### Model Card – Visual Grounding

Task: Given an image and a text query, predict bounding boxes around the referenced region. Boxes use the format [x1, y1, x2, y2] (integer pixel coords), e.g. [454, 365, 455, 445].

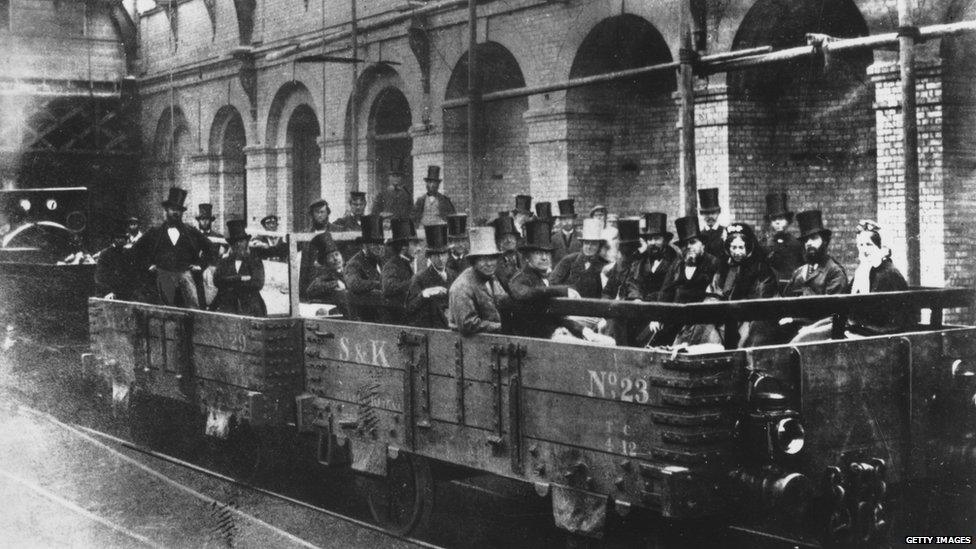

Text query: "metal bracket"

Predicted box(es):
[399, 331, 431, 452]
[486, 343, 527, 474]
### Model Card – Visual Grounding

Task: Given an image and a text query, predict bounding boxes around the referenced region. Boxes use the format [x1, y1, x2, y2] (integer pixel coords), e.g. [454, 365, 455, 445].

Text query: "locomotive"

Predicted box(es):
[83, 243, 976, 546]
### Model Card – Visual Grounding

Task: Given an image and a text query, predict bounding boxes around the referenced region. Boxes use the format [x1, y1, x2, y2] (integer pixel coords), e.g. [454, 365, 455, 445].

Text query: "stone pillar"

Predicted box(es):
[870, 61, 945, 287]
[319, 135, 347, 217]
[188, 153, 218, 215]
[243, 146, 283, 226]
[525, 106, 572, 204]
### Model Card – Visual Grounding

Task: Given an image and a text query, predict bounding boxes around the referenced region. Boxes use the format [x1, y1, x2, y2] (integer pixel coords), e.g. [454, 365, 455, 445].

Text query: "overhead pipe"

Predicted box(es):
[899, 0, 921, 286]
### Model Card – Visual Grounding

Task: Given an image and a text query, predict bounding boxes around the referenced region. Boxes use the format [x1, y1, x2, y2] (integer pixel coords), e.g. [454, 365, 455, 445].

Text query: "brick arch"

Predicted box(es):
[151, 106, 193, 193]
[565, 14, 678, 216]
[264, 81, 321, 231]
[264, 80, 318, 149]
[443, 41, 528, 215]
[208, 105, 248, 225]
[727, 0, 875, 270]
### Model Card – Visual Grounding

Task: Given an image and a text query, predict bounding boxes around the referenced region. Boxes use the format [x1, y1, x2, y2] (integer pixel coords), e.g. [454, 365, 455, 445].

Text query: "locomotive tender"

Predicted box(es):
[84, 271, 976, 546]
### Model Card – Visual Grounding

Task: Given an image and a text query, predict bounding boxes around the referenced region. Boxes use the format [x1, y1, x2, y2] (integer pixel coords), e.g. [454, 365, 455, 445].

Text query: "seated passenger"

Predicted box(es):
[626, 212, 679, 303]
[305, 239, 349, 316]
[600, 219, 644, 346]
[211, 219, 267, 317]
[405, 224, 456, 328]
[382, 218, 421, 324]
[492, 215, 523, 293]
[344, 215, 386, 322]
[95, 220, 143, 301]
[780, 210, 848, 337]
[448, 227, 509, 335]
[549, 217, 609, 298]
[793, 220, 911, 342]
[249, 214, 288, 262]
[446, 214, 469, 273]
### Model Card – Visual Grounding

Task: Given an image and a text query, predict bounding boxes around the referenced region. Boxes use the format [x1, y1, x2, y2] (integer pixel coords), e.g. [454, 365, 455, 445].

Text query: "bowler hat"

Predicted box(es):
[195, 203, 216, 220]
[513, 194, 532, 214]
[161, 187, 188, 211]
[557, 199, 577, 218]
[518, 219, 555, 251]
[388, 217, 420, 245]
[424, 223, 450, 253]
[447, 214, 467, 238]
[492, 215, 519, 239]
[580, 218, 605, 241]
[616, 218, 642, 244]
[358, 214, 385, 244]
[424, 165, 442, 182]
[795, 210, 832, 241]
[467, 227, 502, 257]
[674, 215, 702, 244]
[534, 202, 553, 223]
[641, 212, 672, 240]
[698, 188, 721, 214]
[260, 214, 278, 226]
[225, 218, 249, 242]
[765, 192, 794, 223]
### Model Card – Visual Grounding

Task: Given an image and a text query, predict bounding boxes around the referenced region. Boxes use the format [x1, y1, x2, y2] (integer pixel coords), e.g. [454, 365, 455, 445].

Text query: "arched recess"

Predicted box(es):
[347, 65, 413, 198]
[152, 106, 193, 192]
[566, 15, 676, 215]
[209, 105, 247, 224]
[445, 42, 528, 215]
[729, 0, 874, 268]
[266, 82, 321, 231]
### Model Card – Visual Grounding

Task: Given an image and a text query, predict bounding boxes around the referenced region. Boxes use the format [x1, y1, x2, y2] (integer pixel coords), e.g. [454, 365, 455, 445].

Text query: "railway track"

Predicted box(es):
[7, 403, 443, 549]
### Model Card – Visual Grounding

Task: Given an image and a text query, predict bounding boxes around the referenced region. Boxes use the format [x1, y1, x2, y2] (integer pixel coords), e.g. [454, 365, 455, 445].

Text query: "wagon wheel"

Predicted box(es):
[358, 453, 434, 536]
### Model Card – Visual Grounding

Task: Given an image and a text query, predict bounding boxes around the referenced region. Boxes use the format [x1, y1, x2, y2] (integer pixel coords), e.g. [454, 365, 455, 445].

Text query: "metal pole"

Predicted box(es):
[899, 0, 921, 286]
[466, 0, 478, 214]
[350, 0, 360, 192]
[678, 0, 697, 216]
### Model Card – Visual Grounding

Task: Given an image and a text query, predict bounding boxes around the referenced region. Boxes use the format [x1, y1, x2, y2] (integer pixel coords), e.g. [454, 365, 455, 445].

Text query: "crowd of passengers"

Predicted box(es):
[93, 164, 910, 349]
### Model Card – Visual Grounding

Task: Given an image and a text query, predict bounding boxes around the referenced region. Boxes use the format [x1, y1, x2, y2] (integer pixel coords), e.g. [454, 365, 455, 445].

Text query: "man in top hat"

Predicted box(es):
[343, 214, 387, 322]
[125, 216, 143, 248]
[95, 217, 145, 301]
[698, 188, 726, 259]
[647, 215, 721, 346]
[549, 217, 608, 298]
[589, 205, 608, 229]
[404, 224, 457, 328]
[413, 165, 456, 227]
[300, 199, 340, 300]
[445, 214, 469, 273]
[332, 191, 368, 233]
[601, 218, 645, 345]
[249, 214, 288, 262]
[492, 214, 523, 293]
[448, 227, 510, 335]
[211, 218, 267, 317]
[132, 187, 214, 308]
[550, 199, 582, 264]
[764, 192, 804, 282]
[194, 202, 228, 305]
[780, 210, 848, 334]
[381, 218, 422, 324]
[372, 158, 413, 220]
[195, 204, 223, 239]
[305, 232, 349, 316]
[626, 213, 679, 303]
[512, 194, 533, 238]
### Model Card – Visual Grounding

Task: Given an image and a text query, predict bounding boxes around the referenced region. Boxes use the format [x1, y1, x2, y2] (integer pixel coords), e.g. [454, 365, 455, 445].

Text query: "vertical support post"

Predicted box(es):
[678, 0, 698, 216]
[288, 234, 300, 317]
[898, 0, 921, 286]
[349, 0, 360, 192]
[466, 0, 479, 214]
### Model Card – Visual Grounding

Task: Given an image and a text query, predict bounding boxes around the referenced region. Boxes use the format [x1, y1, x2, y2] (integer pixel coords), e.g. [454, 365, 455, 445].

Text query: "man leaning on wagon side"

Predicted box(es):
[448, 227, 510, 335]
[343, 215, 387, 322]
[381, 218, 421, 324]
[405, 224, 456, 328]
[779, 210, 848, 337]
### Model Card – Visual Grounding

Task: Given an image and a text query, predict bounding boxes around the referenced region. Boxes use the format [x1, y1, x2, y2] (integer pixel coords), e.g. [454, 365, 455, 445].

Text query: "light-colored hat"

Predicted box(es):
[601, 227, 619, 243]
[467, 227, 502, 257]
[580, 217, 605, 241]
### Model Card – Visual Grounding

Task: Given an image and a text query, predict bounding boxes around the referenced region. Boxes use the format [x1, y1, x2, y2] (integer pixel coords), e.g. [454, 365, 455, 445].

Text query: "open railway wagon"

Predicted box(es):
[85, 281, 976, 546]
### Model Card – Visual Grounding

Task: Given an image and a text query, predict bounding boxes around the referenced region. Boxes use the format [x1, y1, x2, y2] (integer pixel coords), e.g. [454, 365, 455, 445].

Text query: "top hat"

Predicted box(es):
[698, 188, 721, 214]
[492, 215, 519, 239]
[225, 218, 249, 242]
[161, 187, 188, 211]
[388, 217, 420, 244]
[674, 215, 702, 244]
[359, 214, 385, 244]
[641, 212, 672, 240]
[350, 191, 367, 201]
[765, 192, 794, 223]
[589, 204, 607, 217]
[424, 165, 442, 182]
[557, 199, 577, 218]
[497, 211, 511, 218]
[795, 210, 831, 241]
[468, 227, 502, 257]
[514, 194, 532, 214]
[195, 203, 216, 220]
[308, 199, 329, 214]
[518, 219, 555, 251]
[580, 218, 605, 241]
[534, 202, 553, 222]
[424, 223, 450, 253]
[260, 214, 279, 226]
[389, 157, 405, 176]
[447, 214, 468, 238]
[617, 218, 642, 244]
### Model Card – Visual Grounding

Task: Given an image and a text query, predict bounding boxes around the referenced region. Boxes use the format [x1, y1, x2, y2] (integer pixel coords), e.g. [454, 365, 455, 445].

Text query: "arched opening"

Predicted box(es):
[729, 0, 873, 268]
[286, 104, 321, 232]
[368, 86, 413, 198]
[566, 15, 676, 215]
[209, 106, 247, 225]
[445, 42, 528, 215]
[152, 106, 192, 191]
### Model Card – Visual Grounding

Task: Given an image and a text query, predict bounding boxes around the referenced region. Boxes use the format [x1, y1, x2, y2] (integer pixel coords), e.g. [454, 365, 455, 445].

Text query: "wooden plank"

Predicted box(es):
[303, 319, 405, 370]
[193, 345, 303, 392]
